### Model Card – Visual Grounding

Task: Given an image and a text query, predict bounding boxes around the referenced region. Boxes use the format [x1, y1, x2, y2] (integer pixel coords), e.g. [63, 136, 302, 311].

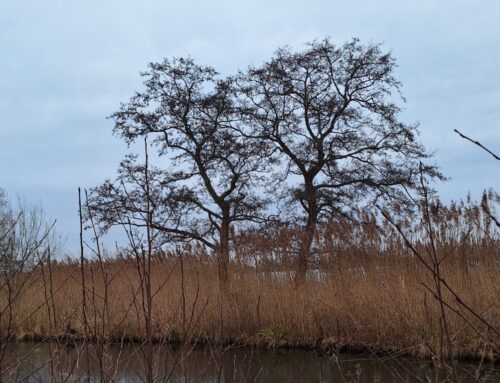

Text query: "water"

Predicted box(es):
[1, 341, 498, 382]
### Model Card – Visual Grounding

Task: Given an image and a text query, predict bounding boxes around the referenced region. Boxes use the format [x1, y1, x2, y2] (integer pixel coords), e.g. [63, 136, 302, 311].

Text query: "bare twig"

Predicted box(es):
[454, 129, 499, 161]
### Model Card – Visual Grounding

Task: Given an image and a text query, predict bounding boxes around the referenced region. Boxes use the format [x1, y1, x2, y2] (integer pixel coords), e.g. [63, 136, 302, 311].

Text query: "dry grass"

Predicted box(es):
[10, 245, 498, 360]
[3, 194, 499, 364]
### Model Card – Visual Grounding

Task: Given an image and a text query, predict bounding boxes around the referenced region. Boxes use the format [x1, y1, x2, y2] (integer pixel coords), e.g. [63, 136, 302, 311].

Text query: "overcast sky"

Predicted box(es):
[1, 0, 499, 254]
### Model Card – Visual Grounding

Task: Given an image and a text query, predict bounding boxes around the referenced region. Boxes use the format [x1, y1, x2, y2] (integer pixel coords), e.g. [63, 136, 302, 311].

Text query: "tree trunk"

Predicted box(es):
[295, 180, 318, 286]
[218, 208, 231, 289]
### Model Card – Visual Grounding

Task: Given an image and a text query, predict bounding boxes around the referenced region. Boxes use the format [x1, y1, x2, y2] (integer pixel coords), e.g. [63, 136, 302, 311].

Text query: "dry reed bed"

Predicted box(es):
[10, 250, 499, 361]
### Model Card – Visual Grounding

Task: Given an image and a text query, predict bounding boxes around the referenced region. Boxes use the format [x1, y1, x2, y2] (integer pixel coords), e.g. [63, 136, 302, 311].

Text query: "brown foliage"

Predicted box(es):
[6, 198, 499, 361]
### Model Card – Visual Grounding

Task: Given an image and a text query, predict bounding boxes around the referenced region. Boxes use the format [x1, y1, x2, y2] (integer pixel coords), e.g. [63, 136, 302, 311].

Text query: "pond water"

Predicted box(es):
[1, 341, 498, 382]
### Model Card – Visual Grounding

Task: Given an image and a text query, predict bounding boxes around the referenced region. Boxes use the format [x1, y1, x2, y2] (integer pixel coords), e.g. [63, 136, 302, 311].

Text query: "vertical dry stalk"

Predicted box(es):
[419, 168, 458, 381]
[78, 187, 91, 380]
[84, 188, 127, 382]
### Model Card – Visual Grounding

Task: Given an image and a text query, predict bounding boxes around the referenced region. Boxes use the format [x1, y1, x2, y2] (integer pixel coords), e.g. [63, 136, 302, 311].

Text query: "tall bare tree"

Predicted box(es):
[237, 39, 444, 283]
[88, 58, 268, 287]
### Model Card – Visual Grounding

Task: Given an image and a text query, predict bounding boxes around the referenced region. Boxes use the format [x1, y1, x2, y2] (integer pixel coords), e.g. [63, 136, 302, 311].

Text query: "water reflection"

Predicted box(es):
[1, 342, 498, 382]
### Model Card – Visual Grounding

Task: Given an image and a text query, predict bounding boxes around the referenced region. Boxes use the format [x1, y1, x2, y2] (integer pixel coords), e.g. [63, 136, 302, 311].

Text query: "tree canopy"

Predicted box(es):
[235, 39, 443, 282]
[88, 58, 270, 284]
[89, 38, 443, 286]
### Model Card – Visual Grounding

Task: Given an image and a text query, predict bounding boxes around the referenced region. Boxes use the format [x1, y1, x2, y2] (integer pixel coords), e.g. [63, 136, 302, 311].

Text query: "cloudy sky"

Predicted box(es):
[0, 0, 499, 254]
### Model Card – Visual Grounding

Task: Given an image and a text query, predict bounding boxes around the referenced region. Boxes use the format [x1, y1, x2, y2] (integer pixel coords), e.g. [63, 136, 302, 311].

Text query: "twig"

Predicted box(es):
[454, 129, 499, 161]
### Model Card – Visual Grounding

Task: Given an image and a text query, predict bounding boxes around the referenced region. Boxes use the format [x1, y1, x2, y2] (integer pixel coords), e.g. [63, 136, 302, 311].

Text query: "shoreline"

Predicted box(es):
[14, 333, 498, 365]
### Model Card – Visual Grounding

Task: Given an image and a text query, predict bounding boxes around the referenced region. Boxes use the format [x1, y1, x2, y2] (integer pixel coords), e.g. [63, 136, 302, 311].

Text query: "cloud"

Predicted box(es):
[1, 0, 499, 252]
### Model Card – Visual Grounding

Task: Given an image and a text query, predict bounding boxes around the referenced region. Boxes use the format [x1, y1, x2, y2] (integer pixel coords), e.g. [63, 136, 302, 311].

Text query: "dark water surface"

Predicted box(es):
[1, 342, 498, 382]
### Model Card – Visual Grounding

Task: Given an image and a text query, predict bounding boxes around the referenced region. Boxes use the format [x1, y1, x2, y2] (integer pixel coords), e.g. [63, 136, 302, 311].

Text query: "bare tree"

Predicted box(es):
[0, 189, 60, 274]
[88, 58, 269, 288]
[237, 39, 444, 284]
[0, 189, 60, 377]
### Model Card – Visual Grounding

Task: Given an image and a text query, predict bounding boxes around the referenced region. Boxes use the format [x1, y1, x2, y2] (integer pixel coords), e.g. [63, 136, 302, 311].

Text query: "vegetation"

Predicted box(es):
[0, 39, 498, 382]
[4, 193, 500, 354]
[88, 38, 442, 288]
[0, 189, 60, 378]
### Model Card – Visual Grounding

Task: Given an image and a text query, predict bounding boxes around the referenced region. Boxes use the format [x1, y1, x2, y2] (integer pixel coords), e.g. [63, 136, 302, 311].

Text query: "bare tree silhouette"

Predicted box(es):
[88, 59, 269, 288]
[237, 39, 443, 283]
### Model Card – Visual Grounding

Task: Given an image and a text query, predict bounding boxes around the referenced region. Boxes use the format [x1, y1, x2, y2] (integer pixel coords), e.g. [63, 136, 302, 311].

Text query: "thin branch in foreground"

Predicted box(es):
[454, 129, 500, 161]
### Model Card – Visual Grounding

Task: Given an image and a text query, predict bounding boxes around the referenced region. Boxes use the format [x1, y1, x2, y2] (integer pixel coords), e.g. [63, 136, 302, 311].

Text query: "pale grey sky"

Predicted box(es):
[0, 0, 499, 254]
